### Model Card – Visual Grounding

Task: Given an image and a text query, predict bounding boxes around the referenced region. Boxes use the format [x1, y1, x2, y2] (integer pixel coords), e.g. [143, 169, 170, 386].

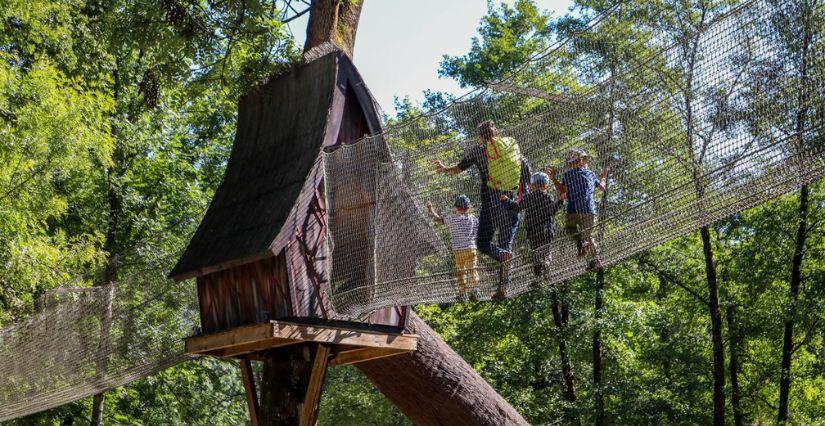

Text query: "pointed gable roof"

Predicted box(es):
[170, 50, 381, 280]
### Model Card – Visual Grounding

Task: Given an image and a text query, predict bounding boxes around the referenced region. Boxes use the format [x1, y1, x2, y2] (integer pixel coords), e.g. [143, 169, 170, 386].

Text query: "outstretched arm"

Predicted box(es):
[547, 165, 567, 198]
[426, 201, 445, 224]
[597, 168, 609, 191]
[435, 160, 463, 176]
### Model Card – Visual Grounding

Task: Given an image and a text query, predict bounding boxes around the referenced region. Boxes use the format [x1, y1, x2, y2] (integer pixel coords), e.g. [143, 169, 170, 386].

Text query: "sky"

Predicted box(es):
[288, 0, 574, 115]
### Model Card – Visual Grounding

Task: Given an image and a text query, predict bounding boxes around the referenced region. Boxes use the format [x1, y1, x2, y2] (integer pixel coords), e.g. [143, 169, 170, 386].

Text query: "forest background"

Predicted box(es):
[0, 0, 822, 424]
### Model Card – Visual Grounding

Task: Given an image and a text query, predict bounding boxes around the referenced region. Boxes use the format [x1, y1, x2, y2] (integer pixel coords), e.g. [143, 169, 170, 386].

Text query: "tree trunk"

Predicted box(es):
[779, 6, 813, 419]
[726, 304, 743, 426]
[593, 268, 605, 425]
[699, 226, 725, 426]
[252, 2, 367, 421]
[778, 184, 809, 423]
[91, 70, 124, 423]
[304, 0, 364, 58]
[259, 345, 315, 424]
[256, 4, 523, 424]
[551, 290, 577, 404]
[357, 312, 528, 426]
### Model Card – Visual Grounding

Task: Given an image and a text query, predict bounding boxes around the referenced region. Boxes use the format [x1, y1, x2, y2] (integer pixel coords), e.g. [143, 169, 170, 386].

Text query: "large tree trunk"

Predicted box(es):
[726, 305, 743, 426]
[259, 346, 315, 424]
[699, 226, 725, 426]
[778, 184, 809, 422]
[304, 0, 363, 58]
[550, 290, 577, 404]
[779, 8, 813, 420]
[253, 2, 366, 421]
[593, 268, 605, 425]
[357, 313, 528, 426]
[91, 64, 125, 425]
[255, 3, 524, 424]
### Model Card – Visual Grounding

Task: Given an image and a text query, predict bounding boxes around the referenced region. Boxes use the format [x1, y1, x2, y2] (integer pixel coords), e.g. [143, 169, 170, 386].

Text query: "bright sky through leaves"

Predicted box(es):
[287, 0, 573, 114]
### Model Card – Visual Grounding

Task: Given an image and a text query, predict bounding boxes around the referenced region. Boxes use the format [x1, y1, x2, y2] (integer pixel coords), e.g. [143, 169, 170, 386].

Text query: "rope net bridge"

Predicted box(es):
[324, 0, 825, 314]
[1, 0, 823, 420]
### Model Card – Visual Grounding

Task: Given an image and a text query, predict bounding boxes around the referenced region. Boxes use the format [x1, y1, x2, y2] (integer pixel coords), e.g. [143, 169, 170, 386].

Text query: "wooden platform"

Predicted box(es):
[185, 320, 418, 365]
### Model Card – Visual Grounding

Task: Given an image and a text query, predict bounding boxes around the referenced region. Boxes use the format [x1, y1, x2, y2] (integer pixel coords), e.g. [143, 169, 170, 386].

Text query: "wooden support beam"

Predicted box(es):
[239, 358, 260, 426]
[300, 345, 331, 426]
[186, 323, 277, 354]
[270, 322, 417, 350]
[330, 347, 409, 366]
[185, 321, 418, 358]
[215, 337, 298, 358]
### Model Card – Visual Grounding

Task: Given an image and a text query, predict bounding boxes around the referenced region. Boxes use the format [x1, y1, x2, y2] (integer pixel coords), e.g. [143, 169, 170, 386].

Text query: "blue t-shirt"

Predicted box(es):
[563, 167, 598, 214]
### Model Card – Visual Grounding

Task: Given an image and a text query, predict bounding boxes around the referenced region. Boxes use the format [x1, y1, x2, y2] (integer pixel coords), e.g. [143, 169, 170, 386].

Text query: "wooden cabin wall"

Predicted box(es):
[336, 83, 370, 146]
[197, 254, 291, 333]
[286, 177, 333, 319]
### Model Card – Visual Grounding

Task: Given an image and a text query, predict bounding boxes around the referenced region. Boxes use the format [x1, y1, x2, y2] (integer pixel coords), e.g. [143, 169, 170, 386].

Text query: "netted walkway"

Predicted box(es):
[323, 0, 825, 315]
[1, 0, 823, 420]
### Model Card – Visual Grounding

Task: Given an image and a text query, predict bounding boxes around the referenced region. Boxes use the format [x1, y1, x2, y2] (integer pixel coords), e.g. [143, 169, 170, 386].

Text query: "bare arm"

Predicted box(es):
[547, 165, 567, 198]
[435, 160, 462, 176]
[426, 201, 445, 224]
[598, 168, 609, 191]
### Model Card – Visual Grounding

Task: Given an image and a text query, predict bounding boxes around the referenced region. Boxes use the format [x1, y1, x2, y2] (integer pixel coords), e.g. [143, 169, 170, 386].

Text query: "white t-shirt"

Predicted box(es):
[444, 214, 479, 251]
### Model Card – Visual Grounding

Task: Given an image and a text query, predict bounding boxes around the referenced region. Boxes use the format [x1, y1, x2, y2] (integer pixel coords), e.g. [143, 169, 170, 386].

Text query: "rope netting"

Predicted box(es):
[322, 0, 825, 315]
[0, 247, 199, 420]
[1, 0, 822, 420]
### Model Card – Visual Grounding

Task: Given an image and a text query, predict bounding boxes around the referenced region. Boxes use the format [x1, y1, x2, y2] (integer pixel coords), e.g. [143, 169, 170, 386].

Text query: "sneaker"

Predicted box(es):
[586, 258, 601, 272]
[492, 287, 507, 301]
[578, 242, 591, 257]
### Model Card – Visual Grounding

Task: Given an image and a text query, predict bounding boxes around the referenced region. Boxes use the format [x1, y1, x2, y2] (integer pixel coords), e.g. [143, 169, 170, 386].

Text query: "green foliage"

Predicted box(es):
[319, 367, 407, 426]
[439, 0, 554, 87]
[1, 0, 822, 425]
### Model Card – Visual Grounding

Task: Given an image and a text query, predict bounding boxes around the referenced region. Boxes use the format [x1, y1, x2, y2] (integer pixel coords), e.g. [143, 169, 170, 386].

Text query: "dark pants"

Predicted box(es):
[527, 228, 555, 276]
[477, 190, 520, 262]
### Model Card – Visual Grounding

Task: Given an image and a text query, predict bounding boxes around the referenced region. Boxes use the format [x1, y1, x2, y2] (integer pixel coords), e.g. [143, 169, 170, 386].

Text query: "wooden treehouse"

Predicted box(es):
[170, 49, 418, 425]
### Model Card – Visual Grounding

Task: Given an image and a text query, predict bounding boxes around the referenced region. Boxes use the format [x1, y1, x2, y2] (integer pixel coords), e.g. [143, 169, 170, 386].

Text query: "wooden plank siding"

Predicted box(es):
[197, 254, 291, 334]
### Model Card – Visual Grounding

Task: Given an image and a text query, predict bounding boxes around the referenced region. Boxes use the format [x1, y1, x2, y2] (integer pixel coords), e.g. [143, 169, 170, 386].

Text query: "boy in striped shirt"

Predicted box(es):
[427, 195, 480, 299]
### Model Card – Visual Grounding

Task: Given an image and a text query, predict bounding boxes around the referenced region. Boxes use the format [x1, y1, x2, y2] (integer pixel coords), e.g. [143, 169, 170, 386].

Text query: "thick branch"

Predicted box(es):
[357, 312, 528, 426]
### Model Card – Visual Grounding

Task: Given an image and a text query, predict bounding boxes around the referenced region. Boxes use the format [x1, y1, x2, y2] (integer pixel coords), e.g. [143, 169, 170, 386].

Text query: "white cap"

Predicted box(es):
[565, 148, 591, 164]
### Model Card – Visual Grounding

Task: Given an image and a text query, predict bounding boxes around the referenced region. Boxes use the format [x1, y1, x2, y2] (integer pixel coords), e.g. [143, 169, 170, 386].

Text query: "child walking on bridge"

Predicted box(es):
[427, 195, 481, 300]
[499, 170, 565, 277]
[549, 149, 608, 262]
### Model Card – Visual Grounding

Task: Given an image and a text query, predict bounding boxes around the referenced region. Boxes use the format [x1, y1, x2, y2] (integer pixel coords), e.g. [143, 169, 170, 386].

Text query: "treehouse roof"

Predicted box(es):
[170, 50, 381, 281]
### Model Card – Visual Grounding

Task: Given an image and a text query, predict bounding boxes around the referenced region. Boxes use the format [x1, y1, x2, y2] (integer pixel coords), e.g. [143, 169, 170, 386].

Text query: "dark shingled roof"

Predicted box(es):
[170, 51, 380, 280]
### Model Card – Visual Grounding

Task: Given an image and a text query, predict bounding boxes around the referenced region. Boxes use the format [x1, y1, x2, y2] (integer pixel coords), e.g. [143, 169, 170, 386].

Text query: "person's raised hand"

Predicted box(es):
[600, 167, 610, 180]
[426, 201, 434, 211]
[499, 194, 509, 202]
[545, 165, 556, 179]
[435, 160, 446, 173]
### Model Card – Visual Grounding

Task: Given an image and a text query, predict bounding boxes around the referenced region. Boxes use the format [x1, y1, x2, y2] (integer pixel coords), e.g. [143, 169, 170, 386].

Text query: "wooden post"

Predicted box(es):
[300, 345, 331, 426]
[240, 358, 260, 426]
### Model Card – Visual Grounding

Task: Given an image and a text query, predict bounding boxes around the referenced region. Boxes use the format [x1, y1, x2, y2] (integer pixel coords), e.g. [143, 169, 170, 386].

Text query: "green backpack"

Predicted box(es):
[486, 136, 521, 191]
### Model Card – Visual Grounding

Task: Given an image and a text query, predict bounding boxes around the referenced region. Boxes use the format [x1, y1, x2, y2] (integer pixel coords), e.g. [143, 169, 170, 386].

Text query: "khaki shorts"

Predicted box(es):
[454, 248, 480, 292]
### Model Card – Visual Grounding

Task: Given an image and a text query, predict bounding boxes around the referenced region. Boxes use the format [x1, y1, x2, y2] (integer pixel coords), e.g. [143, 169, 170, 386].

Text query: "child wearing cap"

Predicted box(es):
[426, 195, 481, 298]
[549, 149, 608, 258]
[500, 169, 566, 277]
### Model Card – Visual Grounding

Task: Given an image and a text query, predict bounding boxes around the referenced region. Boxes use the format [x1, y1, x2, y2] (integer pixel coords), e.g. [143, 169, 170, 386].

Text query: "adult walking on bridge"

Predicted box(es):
[435, 120, 531, 300]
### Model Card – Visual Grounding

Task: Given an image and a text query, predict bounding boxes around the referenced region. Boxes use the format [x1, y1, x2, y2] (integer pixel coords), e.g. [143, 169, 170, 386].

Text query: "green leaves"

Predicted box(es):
[439, 0, 554, 88]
